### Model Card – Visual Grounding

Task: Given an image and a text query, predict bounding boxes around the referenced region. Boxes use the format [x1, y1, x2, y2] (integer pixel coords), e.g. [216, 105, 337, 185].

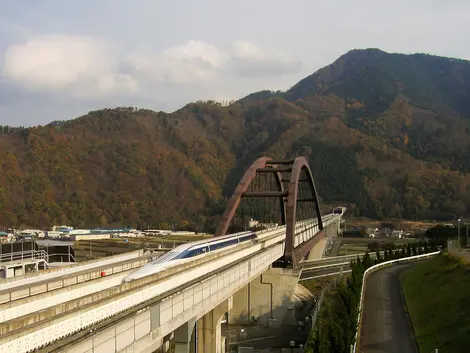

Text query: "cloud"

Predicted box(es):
[3, 35, 106, 90]
[1, 35, 295, 99]
[1, 34, 139, 98]
[230, 40, 302, 77]
[125, 39, 301, 86]
[0, 32, 302, 125]
[159, 40, 227, 83]
[127, 40, 228, 84]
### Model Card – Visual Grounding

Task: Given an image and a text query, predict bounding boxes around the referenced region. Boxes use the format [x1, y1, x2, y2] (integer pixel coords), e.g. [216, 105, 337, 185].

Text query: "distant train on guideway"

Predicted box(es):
[122, 230, 257, 282]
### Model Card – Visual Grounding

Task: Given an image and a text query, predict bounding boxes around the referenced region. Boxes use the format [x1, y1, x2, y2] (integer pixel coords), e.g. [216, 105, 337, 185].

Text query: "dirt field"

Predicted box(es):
[73, 233, 212, 261]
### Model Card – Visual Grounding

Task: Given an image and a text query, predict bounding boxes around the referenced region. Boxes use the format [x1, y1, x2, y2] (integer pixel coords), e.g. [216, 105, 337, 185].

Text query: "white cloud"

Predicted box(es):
[125, 39, 300, 85]
[128, 40, 227, 84]
[2, 35, 107, 89]
[0, 33, 302, 123]
[1, 34, 140, 98]
[96, 74, 139, 94]
[2, 36, 295, 96]
[1, 0, 470, 126]
[230, 40, 302, 77]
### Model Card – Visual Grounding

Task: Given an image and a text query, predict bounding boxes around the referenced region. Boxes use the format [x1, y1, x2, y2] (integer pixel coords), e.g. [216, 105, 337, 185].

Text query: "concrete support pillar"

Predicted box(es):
[174, 318, 196, 353]
[229, 268, 302, 327]
[154, 339, 171, 353]
[196, 297, 232, 353]
[228, 283, 250, 325]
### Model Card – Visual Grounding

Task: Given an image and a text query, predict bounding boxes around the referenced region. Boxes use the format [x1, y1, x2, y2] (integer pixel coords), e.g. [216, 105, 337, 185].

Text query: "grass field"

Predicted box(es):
[400, 254, 470, 352]
[301, 277, 333, 297]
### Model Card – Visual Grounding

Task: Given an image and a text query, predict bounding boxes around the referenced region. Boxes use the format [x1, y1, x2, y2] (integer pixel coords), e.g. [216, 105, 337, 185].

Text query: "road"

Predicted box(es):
[358, 263, 418, 353]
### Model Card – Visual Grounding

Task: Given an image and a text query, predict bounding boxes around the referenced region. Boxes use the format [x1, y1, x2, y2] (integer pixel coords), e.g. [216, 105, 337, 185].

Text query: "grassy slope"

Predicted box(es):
[400, 254, 470, 352]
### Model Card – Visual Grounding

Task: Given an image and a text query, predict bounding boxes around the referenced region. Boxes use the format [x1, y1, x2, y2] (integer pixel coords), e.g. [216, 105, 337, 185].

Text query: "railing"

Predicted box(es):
[0, 250, 49, 264]
[302, 269, 352, 281]
[307, 278, 338, 331]
[302, 246, 437, 266]
[46, 252, 76, 262]
[447, 240, 470, 263]
[351, 251, 441, 352]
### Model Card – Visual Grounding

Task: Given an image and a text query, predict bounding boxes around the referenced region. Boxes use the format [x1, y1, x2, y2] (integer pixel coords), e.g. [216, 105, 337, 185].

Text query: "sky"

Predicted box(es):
[1, 0, 469, 127]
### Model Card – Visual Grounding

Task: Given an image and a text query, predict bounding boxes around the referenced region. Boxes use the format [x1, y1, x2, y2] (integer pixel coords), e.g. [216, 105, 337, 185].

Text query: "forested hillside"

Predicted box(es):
[1, 49, 470, 230]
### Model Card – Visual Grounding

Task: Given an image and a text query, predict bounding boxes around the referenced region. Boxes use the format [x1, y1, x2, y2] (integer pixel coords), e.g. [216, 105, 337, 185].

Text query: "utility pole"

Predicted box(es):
[458, 218, 461, 248]
[466, 223, 469, 248]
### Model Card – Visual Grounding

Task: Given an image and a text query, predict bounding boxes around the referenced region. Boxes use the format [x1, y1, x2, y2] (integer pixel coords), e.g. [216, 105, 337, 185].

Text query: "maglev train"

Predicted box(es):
[332, 207, 343, 215]
[122, 231, 257, 283]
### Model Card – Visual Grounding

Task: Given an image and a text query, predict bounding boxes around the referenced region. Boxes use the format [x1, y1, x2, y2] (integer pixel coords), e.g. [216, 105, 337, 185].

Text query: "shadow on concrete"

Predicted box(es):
[226, 292, 313, 351]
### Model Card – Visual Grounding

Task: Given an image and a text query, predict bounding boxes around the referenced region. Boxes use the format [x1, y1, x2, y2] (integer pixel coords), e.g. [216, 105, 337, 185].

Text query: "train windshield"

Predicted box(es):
[150, 249, 181, 265]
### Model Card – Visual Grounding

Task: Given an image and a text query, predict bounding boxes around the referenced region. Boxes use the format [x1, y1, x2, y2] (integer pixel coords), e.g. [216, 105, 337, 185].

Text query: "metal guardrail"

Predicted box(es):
[301, 252, 381, 266]
[351, 251, 441, 352]
[301, 269, 352, 281]
[0, 250, 49, 264]
[254, 214, 337, 236]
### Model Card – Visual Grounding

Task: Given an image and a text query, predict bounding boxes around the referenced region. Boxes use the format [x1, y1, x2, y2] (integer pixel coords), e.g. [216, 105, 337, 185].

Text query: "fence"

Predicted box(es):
[0, 249, 49, 264]
[351, 251, 442, 352]
[447, 239, 470, 262]
[300, 276, 339, 351]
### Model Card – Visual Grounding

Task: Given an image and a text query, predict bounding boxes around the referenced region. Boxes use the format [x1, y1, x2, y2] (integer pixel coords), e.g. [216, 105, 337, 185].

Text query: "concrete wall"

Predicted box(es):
[229, 267, 304, 327]
[0, 250, 144, 285]
[229, 219, 341, 328]
[0, 257, 150, 305]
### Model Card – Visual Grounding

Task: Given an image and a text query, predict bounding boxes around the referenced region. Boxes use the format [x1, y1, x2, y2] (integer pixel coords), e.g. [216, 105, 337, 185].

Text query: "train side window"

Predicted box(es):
[239, 234, 256, 242]
[183, 247, 209, 258]
[182, 249, 197, 258]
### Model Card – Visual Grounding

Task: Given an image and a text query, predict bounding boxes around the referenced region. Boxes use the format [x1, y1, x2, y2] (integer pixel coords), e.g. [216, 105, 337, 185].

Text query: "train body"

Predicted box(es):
[332, 207, 343, 214]
[122, 231, 257, 283]
[123, 210, 345, 283]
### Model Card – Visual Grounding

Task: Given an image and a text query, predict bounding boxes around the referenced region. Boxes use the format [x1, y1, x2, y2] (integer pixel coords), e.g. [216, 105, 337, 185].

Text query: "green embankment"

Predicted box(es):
[400, 254, 470, 352]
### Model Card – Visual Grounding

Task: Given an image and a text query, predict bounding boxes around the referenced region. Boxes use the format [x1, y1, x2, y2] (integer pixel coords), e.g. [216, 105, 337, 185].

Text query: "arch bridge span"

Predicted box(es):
[215, 156, 334, 267]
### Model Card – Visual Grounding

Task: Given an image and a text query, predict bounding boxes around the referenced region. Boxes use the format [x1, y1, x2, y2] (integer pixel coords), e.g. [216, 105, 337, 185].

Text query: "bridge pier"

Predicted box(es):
[174, 318, 196, 353]
[229, 267, 306, 327]
[196, 297, 232, 353]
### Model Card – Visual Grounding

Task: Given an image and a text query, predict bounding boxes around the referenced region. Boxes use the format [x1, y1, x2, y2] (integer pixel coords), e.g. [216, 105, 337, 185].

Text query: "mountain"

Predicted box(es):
[1, 49, 470, 230]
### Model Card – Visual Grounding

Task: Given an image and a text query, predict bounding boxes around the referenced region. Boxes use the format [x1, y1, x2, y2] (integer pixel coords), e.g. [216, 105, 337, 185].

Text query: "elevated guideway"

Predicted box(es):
[0, 250, 161, 305]
[0, 156, 346, 353]
[301, 252, 379, 269]
[299, 253, 373, 281]
[0, 253, 163, 323]
[0, 215, 341, 353]
[0, 250, 144, 290]
[299, 249, 431, 280]
[300, 262, 352, 280]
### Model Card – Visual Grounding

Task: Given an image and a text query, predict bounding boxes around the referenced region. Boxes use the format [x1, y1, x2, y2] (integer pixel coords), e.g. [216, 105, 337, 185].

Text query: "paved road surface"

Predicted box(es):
[358, 263, 418, 353]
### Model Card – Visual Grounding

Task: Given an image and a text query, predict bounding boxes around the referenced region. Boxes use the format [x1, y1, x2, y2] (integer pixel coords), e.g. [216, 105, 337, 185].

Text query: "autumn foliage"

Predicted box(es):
[1, 49, 470, 229]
